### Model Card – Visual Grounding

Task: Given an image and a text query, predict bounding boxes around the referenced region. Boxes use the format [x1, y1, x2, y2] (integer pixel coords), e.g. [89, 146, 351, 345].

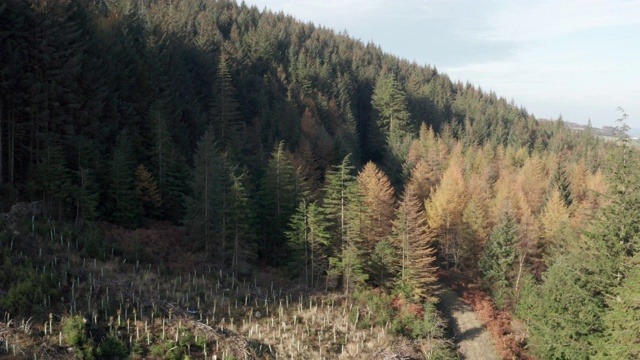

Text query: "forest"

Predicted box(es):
[1, 0, 639, 359]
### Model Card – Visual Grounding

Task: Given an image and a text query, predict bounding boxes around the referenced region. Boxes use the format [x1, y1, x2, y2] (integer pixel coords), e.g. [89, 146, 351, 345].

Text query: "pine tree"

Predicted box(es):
[148, 103, 187, 221]
[393, 186, 438, 301]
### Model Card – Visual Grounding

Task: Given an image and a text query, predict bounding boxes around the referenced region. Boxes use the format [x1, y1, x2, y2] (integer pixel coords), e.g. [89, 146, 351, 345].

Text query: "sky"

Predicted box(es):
[242, 0, 640, 132]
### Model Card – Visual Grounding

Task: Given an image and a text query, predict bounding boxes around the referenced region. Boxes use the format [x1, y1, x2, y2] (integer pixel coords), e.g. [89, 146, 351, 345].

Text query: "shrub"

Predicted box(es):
[63, 315, 87, 347]
[97, 335, 128, 358]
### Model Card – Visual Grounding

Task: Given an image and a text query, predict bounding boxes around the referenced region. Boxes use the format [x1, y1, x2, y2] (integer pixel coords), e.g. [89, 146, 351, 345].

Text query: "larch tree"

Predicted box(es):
[135, 164, 162, 218]
[426, 155, 467, 269]
[539, 188, 571, 249]
[406, 159, 440, 203]
[393, 185, 438, 302]
[357, 161, 396, 282]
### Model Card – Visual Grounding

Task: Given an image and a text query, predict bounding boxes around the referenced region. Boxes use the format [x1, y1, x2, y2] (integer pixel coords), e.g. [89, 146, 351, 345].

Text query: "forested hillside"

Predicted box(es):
[1, 0, 640, 359]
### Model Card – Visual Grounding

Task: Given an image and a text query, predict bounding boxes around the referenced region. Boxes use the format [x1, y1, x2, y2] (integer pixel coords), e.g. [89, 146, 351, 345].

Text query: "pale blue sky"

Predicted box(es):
[242, 0, 640, 131]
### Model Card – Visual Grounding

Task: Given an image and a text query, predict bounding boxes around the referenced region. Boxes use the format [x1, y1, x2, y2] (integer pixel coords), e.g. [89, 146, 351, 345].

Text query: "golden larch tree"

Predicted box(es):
[426, 155, 467, 269]
[393, 185, 438, 301]
[357, 161, 396, 255]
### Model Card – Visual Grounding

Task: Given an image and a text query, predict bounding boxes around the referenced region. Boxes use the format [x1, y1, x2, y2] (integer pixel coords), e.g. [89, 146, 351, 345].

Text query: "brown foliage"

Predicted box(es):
[443, 271, 536, 360]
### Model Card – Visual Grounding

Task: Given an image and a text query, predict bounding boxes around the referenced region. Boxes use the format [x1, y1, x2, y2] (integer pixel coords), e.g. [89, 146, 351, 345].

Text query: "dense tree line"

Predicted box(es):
[2, 0, 636, 355]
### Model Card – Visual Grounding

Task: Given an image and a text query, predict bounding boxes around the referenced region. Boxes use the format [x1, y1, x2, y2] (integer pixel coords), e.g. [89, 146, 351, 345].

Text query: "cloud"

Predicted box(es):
[244, 0, 640, 127]
[479, 0, 640, 42]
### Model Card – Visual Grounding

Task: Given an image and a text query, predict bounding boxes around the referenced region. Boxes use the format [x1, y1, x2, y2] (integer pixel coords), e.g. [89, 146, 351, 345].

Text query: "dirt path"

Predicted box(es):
[438, 286, 500, 360]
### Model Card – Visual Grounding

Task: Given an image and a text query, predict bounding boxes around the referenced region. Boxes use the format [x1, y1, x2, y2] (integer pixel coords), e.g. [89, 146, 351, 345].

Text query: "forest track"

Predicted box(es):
[437, 286, 500, 360]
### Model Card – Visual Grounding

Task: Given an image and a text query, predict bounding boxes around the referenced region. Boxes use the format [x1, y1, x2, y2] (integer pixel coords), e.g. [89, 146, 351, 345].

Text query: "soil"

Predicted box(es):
[438, 286, 500, 360]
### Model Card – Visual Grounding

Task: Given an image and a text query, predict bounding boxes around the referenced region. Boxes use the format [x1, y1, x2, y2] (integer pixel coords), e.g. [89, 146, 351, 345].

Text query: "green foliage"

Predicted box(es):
[371, 73, 412, 147]
[480, 210, 518, 308]
[108, 130, 142, 228]
[0, 248, 59, 315]
[322, 154, 367, 293]
[286, 199, 331, 287]
[63, 315, 87, 347]
[184, 126, 223, 258]
[518, 112, 640, 359]
[370, 239, 397, 290]
[96, 335, 128, 358]
[259, 141, 300, 264]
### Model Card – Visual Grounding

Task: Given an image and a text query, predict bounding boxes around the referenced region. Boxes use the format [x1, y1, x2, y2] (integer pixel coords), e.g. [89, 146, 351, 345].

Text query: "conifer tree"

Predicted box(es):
[603, 253, 640, 358]
[259, 141, 299, 263]
[322, 154, 366, 293]
[211, 52, 241, 150]
[539, 188, 570, 248]
[30, 143, 72, 219]
[393, 186, 438, 301]
[135, 164, 162, 218]
[520, 115, 640, 359]
[406, 159, 439, 203]
[227, 167, 256, 276]
[184, 127, 223, 259]
[371, 73, 412, 148]
[480, 209, 518, 308]
[357, 161, 395, 281]
[286, 199, 331, 288]
[426, 155, 467, 269]
[109, 130, 142, 228]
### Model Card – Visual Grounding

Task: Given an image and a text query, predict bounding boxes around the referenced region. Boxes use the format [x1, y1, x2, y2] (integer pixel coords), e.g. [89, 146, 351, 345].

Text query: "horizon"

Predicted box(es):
[242, 0, 640, 132]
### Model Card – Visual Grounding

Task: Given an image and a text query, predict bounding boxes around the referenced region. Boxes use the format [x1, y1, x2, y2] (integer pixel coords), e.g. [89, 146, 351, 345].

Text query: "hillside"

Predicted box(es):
[2, 0, 640, 359]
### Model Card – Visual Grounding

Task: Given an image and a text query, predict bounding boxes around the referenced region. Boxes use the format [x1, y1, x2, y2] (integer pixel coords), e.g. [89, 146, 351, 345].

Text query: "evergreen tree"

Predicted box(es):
[519, 115, 640, 359]
[71, 136, 100, 225]
[480, 209, 518, 308]
[29, 143, 72, 219]
[259, 141, 299, 263]
[227, 167, 256, 276]
[603, 253, 640, 358]
[371, 73, 412, 146]
[322, 154, 366, 293]
[184, 127, 223, 259]
[286, 199, 331, 288]
[210, 52, 242, 151]
[108, 130, 142, 228]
